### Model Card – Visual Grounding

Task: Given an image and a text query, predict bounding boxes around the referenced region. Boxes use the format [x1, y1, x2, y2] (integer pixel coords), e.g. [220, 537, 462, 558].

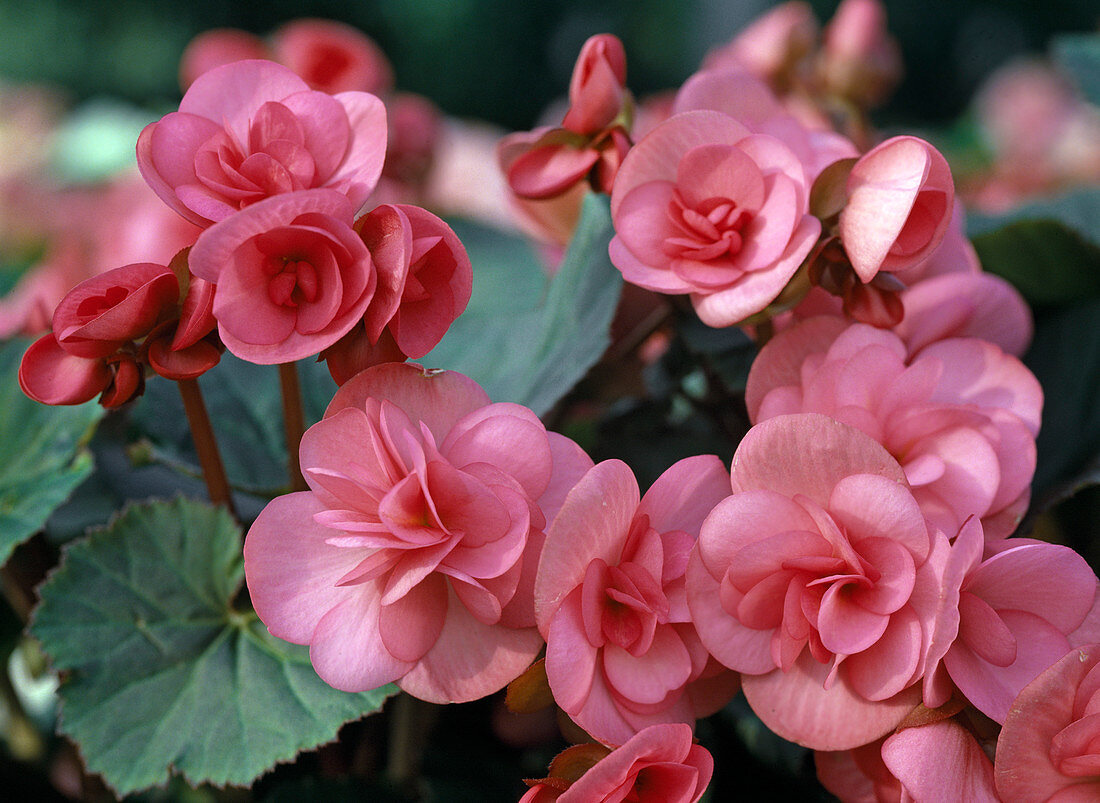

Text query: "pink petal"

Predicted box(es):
[741, 652, 922, 750]
[602, 626, 694, 706]
[637, 455, 729, 538]
[180, 59, 309, 142]
[18, 334, 110, 405]
[325, 362, 490, 441]
[882, 720, 999, 802]
[397, 585, 543, 703]
[328, 90, 388, 210]
[377, 573, 448, 662]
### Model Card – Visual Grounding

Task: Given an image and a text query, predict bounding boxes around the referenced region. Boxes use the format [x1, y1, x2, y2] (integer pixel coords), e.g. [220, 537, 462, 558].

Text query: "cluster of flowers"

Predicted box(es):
[19, 52, 471, 404]
[15, 4, 1100, 801]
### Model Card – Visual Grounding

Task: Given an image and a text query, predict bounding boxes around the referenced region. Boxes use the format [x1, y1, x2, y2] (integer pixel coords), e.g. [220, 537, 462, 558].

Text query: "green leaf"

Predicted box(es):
[32, 497, 395, 796]
[427, 193, 623, 416]
[131, 356, 337, 496]
[968, 187, 1100, 306]
[1053, 33, 1100, 107]
[1024, 299, 1100, 498]
[0, 339, 102, 564]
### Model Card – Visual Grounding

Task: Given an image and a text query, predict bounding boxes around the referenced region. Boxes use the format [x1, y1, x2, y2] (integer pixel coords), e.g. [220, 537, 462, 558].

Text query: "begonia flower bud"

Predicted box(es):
[19, 333, 111, 405]
[838, 136, 954, 282]
[272, 19, 393, 96]
[819, 0, 902, 108]
[52, 263, 179, 359]
[561, 34, 628, 137]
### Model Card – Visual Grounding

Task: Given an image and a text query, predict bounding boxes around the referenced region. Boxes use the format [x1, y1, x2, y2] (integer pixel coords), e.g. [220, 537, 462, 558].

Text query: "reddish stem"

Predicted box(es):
[279, 362, 308, 492]
[177, 378, 236, 518]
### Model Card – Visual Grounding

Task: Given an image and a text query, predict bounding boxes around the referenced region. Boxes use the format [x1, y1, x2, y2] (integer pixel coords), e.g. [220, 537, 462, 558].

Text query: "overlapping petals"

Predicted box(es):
[188, 189, 375, 363]
[138, 59, 386, 227]
[609, 110, 821, 326]
[244, 363, 593, 702]
[746, 317, 1042, 538]
[534, 457, 736, 745]
[686, 414, 934, 749]
[995, 643, 1100, 801]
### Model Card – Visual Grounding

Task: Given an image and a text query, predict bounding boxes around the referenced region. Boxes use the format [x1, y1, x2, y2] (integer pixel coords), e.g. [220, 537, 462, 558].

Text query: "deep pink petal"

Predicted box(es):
[377, 574, 447, 662]
[882, 720, 999, 802]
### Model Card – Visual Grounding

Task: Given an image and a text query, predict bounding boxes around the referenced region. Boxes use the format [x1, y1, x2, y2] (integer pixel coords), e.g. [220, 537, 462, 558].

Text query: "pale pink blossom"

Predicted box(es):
[534, 457, 738, 745]
[188, 188, 375, 364]
[747, 318, 1041, 538]
[995, 643, 1100, 801]
[137, 59, 386, 227]
[686, 414, 936, 750]
[816, 718, 999, 801]
[519, 723, 712, 803]
[244, 363, 593, 702]
[839, 136, 954, 282]
[921, 518, 1099, 723]
[609, 110, 821, 326]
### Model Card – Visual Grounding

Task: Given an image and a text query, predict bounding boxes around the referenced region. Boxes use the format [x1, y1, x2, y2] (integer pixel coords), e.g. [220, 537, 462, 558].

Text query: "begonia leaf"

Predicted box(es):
[1053, 33, 1100, 107]
[426, 192, 623, 415]
[32, 497, 396, 796]
[968, 188, 1100, 306]
[132, 355, 337, 496]
[0, 338, 101, 564]
[1023, 298, 1100, 499]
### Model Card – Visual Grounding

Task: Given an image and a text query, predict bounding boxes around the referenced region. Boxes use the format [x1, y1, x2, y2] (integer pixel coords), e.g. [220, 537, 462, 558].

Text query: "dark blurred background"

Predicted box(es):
[0, 0, 1096, 129]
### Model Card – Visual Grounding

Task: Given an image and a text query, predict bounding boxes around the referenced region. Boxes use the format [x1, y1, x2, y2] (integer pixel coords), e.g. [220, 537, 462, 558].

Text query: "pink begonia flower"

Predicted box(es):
[381, 93, 442, 191]
[505, 35, 631, 201]
[746, 317, 1041, 539]
[839, 136, 955, 282]
[534, 457, 738, 745]
[819, 0, 902, 108]
[520, 723, 713, 803]
[271, 19, 394, 96]
[686, 414, 936, 750]
[244, 363, 593, 702]
[816, 718, 999, 802]
[188, 189, 375, 364]
[704, 1, 819, 89]
[137, 59, 386, 227]
[995, 643, 1100, 801]
[320, 202, 473, 383]
[51, 263, 180, 359]
[357, 203, 472, 359]
[895, 272, 1033, 358]
[673, 67, 858, 183]
[609, 110, 821, 327]
[921, 517, 1098, 724]
[178, 28, 268, 90]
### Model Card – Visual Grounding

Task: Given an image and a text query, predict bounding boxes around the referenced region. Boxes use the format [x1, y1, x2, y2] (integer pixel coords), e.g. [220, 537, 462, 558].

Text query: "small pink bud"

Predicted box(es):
[271, 18, 394, 95]
[562, 34, 628, 136]
[178, 28, 268, 90]
[819, 0, 902, 107]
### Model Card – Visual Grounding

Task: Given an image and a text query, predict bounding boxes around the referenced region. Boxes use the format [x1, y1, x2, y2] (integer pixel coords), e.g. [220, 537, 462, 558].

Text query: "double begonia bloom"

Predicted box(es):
[609, 110, 821, 327]
[686, 414, 936, 750]
[520, 723, 713, 803]
[188, 189, 375, 364]
[995, 643, 1100, 801]
[746, 317, 1042, 539]
[138, 59, 386, 227]
[922, 517, 1099, 724]
[838, 136, 954, 282]
[244, 363, 593, 702]
[534, 457, 737, 745]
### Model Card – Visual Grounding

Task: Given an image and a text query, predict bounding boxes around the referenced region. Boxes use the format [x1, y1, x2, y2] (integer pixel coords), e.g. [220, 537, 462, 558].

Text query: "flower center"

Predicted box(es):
[663, 189, 753, 261]
[265, 258, 319, 307]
